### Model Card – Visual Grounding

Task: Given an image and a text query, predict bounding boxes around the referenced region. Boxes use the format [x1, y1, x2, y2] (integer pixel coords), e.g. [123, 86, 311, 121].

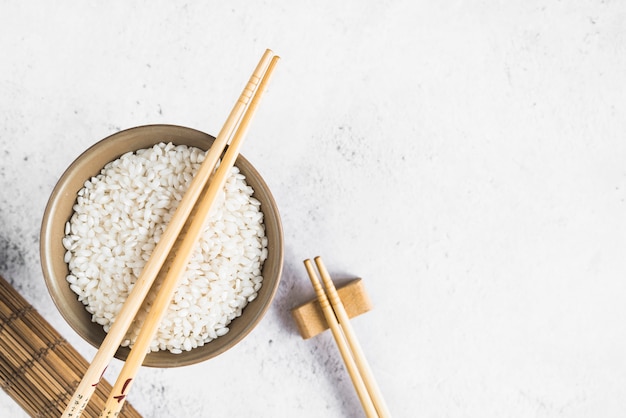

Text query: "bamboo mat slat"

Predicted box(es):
[0, 274, 142, 418]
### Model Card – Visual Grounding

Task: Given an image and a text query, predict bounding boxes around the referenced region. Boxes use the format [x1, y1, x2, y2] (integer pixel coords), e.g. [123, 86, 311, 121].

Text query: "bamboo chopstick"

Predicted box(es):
[303, 259, 378, 418]
[62, 49, 276, 418]
[100, 54, 280, 417]
[313, 257, 391, 418]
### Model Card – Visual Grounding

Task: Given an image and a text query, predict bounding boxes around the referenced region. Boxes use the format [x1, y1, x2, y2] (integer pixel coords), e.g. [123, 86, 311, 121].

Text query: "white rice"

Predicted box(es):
[62, 142, 268, 354]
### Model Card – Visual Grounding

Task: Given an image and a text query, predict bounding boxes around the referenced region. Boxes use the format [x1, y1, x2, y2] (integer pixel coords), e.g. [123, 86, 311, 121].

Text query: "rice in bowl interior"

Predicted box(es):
[63, 142, 267, 354]
[40, 125, 283, 367]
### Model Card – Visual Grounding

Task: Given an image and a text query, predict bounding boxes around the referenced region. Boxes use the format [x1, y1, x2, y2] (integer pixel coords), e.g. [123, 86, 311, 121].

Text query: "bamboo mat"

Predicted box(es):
[0, 274, 142, 418]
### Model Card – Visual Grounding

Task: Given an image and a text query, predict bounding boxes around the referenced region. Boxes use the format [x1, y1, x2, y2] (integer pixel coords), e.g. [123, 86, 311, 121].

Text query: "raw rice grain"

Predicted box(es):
[62, 142, 267, 353]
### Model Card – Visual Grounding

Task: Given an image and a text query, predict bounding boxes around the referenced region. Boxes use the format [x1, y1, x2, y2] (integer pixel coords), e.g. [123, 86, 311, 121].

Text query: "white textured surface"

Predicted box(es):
[1, 2, 626, 417]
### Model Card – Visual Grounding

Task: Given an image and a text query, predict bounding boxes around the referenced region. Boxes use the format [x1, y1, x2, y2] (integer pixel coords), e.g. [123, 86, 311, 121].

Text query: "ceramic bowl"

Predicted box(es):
[40, 124, 283, 367]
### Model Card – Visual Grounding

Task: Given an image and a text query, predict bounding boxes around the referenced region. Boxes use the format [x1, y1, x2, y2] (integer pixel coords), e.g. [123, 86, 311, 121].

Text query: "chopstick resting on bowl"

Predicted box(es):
[62, 49, 279, 418]
[303, 257, 391, 418]
[100, 53, 280, 418]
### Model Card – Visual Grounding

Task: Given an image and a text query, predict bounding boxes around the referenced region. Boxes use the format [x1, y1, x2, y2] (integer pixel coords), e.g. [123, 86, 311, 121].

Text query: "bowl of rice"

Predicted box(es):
[40, 124, 283, 367]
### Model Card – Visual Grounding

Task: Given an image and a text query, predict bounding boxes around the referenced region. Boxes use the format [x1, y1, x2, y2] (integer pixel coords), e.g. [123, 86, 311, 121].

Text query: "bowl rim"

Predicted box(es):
[40, 124, 284, 367]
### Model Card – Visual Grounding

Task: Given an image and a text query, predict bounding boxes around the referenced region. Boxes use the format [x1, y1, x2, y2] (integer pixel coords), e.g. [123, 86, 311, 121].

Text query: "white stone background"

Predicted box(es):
[1, 1, 625, 417]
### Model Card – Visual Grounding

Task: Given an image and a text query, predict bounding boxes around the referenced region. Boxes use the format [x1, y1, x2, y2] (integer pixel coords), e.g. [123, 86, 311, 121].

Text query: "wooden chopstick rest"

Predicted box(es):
[291, 278, 372, 339]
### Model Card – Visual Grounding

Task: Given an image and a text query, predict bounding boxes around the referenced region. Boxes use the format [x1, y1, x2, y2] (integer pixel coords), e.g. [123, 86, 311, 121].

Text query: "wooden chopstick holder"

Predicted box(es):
[291, 278, 372, 339]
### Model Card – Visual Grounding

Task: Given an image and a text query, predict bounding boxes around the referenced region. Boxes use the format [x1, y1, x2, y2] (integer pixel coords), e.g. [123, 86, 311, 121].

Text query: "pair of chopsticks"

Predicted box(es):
[304, 257, 391, 418]
[62, 49, 279, 418]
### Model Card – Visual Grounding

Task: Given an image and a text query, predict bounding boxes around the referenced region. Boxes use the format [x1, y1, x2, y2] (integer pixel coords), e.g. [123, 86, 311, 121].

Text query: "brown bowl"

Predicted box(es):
[40, 124, 283, 367]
